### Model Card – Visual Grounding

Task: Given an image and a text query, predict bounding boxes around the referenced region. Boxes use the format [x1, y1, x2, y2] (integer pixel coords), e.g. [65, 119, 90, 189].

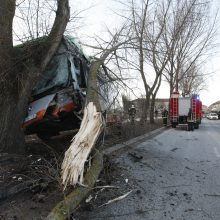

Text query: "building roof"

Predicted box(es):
[208, 100, 220, 111]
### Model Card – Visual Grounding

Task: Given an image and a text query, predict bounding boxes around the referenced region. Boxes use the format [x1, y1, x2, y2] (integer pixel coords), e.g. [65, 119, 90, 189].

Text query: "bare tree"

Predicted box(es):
[14, 0, 57, 42]
[162, 0, 217, 96]
[179, 62, 208, 96]
[0, 0, 70, 153]
[143, 0, 172, 123]
[130, 0, 150, 121]
[124, 0, 171, 123]
[61, 24, 134, 187]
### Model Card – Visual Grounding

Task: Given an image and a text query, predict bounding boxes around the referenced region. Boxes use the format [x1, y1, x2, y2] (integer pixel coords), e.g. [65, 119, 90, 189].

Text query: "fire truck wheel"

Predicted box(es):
[187, 124, 193, 131]
[171, 123, 176, 128]
[194, 123, 199, 129]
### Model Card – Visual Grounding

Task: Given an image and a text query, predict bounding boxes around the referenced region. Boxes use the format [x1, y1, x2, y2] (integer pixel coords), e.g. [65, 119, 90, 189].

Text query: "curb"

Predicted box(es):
[104, 125, 170, 155]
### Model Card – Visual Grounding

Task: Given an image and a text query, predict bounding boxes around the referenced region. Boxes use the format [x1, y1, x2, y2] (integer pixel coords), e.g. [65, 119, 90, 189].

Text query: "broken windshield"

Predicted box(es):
[32, 54, 70, 97]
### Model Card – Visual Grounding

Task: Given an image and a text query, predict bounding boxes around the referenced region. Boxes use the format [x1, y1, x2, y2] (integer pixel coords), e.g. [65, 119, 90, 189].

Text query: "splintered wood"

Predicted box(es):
[61, 102, 104, 189]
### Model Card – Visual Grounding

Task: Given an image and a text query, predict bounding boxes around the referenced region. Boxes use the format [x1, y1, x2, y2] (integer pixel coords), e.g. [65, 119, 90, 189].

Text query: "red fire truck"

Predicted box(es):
[169, 92, 202, 130]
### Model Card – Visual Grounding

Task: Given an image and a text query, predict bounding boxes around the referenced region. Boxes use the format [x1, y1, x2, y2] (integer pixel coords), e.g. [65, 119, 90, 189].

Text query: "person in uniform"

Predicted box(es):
[128, 105, 136, 123]
[155, 109, 158, 119]
[187, 108, 194, 131]
[162, 107, 168, 126]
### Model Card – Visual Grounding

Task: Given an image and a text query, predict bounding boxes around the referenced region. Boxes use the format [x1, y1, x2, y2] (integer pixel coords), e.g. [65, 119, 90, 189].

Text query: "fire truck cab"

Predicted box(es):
[169, 92, 202, 130]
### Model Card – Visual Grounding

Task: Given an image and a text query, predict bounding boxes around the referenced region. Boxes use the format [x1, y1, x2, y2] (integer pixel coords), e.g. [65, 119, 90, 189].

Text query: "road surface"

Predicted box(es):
[75, 119, 220, 220]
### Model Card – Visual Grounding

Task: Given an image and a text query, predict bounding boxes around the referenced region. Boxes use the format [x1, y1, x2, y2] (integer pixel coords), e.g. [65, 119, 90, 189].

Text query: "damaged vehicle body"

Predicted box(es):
[23, 36, 93, 136]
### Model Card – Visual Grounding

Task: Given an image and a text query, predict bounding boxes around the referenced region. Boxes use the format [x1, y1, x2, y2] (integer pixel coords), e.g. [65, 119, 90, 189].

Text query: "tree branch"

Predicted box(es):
[40, 0, 70, 71]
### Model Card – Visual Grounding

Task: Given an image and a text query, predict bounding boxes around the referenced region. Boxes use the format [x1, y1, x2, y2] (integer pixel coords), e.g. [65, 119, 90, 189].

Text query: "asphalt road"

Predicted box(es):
[75, 118, 220, 220]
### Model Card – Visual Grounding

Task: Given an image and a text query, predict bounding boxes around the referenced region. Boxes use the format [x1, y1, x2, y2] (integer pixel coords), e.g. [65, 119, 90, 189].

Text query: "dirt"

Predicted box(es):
[72, 155, 131, 217]
[0, 119, 163, 220]
[0, 143, 63, 219]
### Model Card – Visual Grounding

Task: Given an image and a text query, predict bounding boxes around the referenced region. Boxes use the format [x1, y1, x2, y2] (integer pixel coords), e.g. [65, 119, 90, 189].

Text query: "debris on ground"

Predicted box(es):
[0, 119, 163, 219]
[128, 151, 143, 160]
[170, 147, 178, 152]
[98, 190, 133, 207]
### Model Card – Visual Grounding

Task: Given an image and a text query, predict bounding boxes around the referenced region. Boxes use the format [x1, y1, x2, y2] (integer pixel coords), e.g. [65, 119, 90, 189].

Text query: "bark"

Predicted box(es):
[86, 60, 103, 111]
[169, 80, 174, 97]
[175, 71, 179, 92]
[0, 0, 70, 154]
[0, 0, 15, 88]
[0, 79, 33, 153]
[0, 0, 14, 66]
[149, 94, 156, 124]
[149, 75, 162, 124]
[139, 50, 150, 122]
[41, 0, 70, 71]
[0, 0, 24, 153]
[140, 94, 150, 123]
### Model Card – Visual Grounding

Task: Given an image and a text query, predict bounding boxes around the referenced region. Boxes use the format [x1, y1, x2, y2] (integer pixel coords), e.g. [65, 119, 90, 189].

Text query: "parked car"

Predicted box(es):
[207, 113, 218, 120]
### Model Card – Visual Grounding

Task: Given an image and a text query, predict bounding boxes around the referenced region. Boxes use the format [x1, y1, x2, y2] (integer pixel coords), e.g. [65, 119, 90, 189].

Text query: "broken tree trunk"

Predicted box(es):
[47, 150, 103, 220]
[61, 102, 104, 189]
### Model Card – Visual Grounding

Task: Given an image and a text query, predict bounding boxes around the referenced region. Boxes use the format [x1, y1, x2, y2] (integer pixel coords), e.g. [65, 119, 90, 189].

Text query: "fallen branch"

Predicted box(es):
[98, 190, 132, 207]
[128, 151, 143, 160]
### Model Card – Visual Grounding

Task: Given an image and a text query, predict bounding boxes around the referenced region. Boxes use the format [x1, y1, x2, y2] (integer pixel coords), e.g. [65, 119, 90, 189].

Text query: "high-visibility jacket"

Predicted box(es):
[162, 110, 168, 118]
[187, 111, 194, 122]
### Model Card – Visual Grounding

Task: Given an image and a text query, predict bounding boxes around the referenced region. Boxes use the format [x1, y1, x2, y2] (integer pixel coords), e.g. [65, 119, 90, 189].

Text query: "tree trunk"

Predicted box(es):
[141, 94, 150, 123]
[149, 94, 156, 124]
[0, 0, 70, 154]
[86, 61, 102, 111]
[0, 66, 37, 153]
[169, 70, 174, 96]
[0, 92, 29, 154]
[175, 70, 179, 92]
[150, 75, 162, 124]
[0, 0, 23, 153]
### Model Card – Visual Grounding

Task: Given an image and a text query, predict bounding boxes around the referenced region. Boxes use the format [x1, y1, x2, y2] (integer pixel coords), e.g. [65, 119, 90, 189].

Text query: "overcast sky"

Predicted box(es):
[70, 0, 220, 106]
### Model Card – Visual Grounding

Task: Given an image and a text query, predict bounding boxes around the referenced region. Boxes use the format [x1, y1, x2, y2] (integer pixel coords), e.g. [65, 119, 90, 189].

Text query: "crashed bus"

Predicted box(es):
[22, 36, 106, 137]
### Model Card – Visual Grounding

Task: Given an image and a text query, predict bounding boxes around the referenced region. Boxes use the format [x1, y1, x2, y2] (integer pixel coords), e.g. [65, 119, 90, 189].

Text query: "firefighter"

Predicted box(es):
[187, 108, 194, 131]
[162, 107, 168, 126]
[155, 109, 158, 119]
[128, 105, 136, 123]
